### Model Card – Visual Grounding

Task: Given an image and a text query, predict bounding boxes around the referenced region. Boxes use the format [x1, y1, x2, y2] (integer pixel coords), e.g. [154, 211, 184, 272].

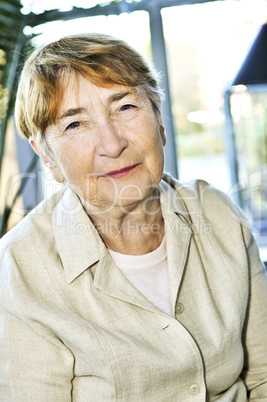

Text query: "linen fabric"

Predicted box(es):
[0, 174, 267, 401]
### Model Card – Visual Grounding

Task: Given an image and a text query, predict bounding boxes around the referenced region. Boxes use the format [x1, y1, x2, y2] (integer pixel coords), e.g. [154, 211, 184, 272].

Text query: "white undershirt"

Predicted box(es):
[108, 236, 172, 316]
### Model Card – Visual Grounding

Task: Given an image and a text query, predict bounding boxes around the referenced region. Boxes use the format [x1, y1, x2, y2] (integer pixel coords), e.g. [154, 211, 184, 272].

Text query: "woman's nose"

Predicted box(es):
[97, 119, 128, 158]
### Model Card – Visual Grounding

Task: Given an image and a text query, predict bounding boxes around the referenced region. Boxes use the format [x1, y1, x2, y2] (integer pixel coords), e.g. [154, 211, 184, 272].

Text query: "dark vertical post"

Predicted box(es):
[148, 4, 178, 179]
[224, 89, 241, 205]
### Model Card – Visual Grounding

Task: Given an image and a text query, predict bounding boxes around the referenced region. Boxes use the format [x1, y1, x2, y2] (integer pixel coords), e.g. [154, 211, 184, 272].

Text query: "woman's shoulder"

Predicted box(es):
[161, 173, 226, 209]
[0, 186, 67, 259]
[162, 172, 228, 202]
[161, 173, 249, 230]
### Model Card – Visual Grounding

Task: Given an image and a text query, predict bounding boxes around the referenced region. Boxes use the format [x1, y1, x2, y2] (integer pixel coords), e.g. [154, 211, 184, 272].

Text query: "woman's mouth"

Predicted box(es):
[101, 164, 140, 179]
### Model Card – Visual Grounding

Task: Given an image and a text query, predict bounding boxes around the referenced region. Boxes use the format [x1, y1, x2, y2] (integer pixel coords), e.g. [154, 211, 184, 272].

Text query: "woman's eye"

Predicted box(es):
[66, 121, 81, 130]
[120, 104, 136, 112]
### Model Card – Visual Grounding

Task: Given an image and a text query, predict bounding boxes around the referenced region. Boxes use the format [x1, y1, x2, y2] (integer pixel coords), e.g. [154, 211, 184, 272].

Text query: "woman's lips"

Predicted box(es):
[101, 164, 139, 179]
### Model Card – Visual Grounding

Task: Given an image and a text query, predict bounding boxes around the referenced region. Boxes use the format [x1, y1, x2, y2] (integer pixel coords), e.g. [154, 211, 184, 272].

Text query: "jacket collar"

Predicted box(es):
[52, 186, 106, 283]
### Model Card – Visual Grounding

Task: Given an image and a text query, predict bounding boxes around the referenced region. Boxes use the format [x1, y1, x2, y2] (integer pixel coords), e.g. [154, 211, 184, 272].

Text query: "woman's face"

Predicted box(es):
[40, 72, 166, 215]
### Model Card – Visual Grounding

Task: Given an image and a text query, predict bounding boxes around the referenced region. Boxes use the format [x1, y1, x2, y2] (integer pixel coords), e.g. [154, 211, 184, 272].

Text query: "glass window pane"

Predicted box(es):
[162, 0, 267, 193]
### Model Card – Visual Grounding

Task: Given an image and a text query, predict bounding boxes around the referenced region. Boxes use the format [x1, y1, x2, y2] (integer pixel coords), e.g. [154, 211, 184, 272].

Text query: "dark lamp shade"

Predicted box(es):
[232, 23, 267, 86]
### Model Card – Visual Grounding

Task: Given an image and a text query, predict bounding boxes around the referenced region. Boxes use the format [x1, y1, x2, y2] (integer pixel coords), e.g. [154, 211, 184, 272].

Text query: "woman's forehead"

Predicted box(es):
[55, 72, 147, 117]
[57, 68, 131, 94]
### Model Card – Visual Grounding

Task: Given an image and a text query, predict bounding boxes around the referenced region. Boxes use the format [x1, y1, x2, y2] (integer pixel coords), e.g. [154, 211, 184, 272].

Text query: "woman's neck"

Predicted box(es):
[85, 192, 165, 255]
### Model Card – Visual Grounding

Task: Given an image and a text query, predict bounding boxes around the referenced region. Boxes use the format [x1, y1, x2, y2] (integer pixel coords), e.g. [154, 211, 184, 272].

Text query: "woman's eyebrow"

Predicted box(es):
[57, 90, 136, 121]
[58, 107, 87, 121]
[107, 90, 135, 104]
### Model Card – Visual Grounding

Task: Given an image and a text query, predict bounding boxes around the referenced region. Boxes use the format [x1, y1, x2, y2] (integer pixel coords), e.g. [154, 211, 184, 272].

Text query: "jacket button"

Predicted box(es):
[189, 384, 200, 395]
[176, 302, 184, 314]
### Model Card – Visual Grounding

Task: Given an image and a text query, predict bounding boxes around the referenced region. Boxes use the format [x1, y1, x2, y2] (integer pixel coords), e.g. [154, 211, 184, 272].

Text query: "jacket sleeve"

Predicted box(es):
[0, 308, 74, 402]
[210, 183, 267, 399]
[240, 228, 267, 400]
[0, 247, 74, 401]
[192, 179, 267, 399]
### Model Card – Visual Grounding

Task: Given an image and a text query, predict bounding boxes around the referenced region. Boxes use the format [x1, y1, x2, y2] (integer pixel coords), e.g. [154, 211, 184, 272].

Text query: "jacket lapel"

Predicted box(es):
[160, 187, 192, 314]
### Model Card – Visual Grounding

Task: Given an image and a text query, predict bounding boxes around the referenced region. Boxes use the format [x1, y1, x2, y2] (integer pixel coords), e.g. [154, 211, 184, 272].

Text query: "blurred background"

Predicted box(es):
[1, 0, 267, 259]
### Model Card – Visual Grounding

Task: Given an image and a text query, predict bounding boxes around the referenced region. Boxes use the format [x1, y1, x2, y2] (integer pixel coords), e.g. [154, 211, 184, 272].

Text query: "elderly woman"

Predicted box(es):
[0, 33, 267, 401]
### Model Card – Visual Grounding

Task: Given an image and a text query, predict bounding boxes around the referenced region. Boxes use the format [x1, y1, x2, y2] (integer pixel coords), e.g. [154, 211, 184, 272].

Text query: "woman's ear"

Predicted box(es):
[160, 125, 166, 147]
[29, 138, 65, 183]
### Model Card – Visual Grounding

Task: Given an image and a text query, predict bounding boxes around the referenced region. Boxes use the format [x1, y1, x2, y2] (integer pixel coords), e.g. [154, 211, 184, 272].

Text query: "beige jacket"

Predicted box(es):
[0, 175, 267, 401]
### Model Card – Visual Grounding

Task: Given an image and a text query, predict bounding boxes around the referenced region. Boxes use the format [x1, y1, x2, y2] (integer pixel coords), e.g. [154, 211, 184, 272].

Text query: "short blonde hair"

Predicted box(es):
[15, 33, 163, 140]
